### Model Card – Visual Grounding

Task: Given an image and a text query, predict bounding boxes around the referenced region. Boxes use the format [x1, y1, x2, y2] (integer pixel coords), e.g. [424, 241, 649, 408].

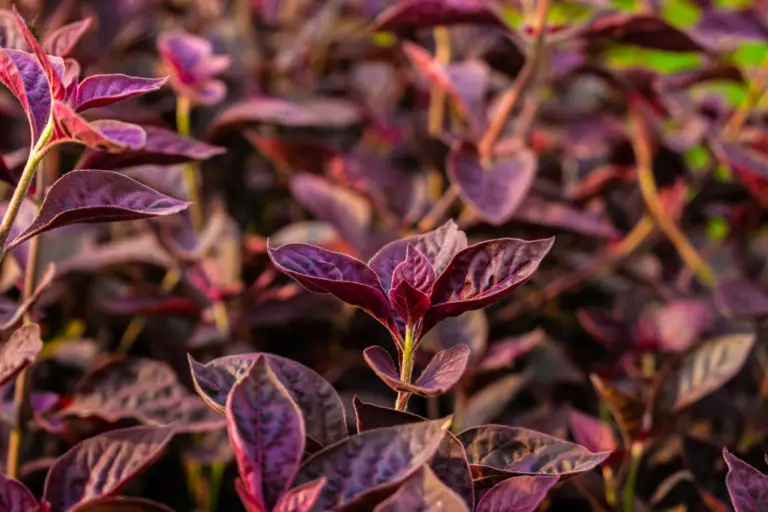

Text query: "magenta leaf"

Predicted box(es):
[423, 237, 554, 333]
[42, 425, 176, 512]
[459, 425, 610, 477]
[447, 141, 537, 226]
[74, 74, 167, 112]
[717, 142, 768, 209]
[293, 419, 446, 510]
[0, 323, 43, 386]
[11, 8, 65, 99]
[267, 242, 395, 332]
[7, 170, 190, 250]
[724, 449, 768, 512]
[374, 465, 470, 512]
[51, 102, 146, 151]
[374, 0, 508, 33]
[475, 330, 543, 373]
[226, 356, 305, 511]
[368, 219, 467, 292]
[42, 18, 93, 57]
[188, 353, 347, 447]
[567, 409, 617, 454]
[389, 244, 436, 322]
[0, 473, 38, 511]
[272, 478, 326, 512]
[715, 277, 768, 320]
[69, 497, 175, 512]
[475, 475, 559, 512]
[647, 300, 714, 352]
[289, 173, 371, 252]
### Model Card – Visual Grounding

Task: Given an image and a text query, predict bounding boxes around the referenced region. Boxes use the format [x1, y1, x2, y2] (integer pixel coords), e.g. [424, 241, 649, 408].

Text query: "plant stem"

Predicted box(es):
[0, 116, 54, 263]
[630, 109, 715, 287]
[428, 26, 450, 137]
[623, 441, 644, 512]
[722, 53, 768, 140]
[208, 461, 225, 512]
[177, 96, 204, 232]
[418, 186, 459, 232]
[395, 324, 416, 411]
[477, 0, 549, 158]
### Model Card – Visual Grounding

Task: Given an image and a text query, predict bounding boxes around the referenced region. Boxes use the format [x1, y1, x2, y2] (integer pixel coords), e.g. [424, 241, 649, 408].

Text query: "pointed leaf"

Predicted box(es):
[273, 478, 326, 512]
[188, 353, 347, 446]
[389, 279, 431, 325]
[475, 330, 543, 373]
[374, 465, 470, 512]
[724, 449, 768, 512]
[42, 18, 93, 57]
[0, 473, 38, 512]
[0, 49, 57, 144]
[435, 310, 488, 369]
[567, 410, 616, 454]
[74, 74, 167, 112]
[12, 8, 65, 99]
[459, 425, 610, 477]
[374, 0, 508, 32]
[43, 425, 175, 512]
[0, 323, 43, 386]
[423, 237, 554, 333]
[368, 219, 467, 292]
[475, 475, 559, 512]
[8, 170, 190, 250]
[293, 419, 446, 511]
[267, 242, 395, 332]
[447, 141, 537, 226]
[69, 497, 175, 512]
[389, 244, 436, 322]
[658, 333, 755, 413]
[715, 278, 768, 320]
[590, 375, 646, 444]
[52, 102, 146, 151]
[226, 356, 305, 510]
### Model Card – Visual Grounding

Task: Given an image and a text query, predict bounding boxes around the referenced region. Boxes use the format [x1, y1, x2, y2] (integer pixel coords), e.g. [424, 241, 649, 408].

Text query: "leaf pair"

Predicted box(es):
[157, 31, 230, 105]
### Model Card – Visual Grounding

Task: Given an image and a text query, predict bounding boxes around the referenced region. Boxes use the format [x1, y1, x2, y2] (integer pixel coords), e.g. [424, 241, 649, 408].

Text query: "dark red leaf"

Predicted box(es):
[475, 475, 559, 512]
[374, 0, 509, 33]
[0, 323, 43, 386]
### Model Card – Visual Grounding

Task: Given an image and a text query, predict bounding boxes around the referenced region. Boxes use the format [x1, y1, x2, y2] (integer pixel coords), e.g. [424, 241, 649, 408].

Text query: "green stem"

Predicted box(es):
[0, 116, 54, 263]
[395, 324, 416, 411]
[623, 441, 643, 512]
[208, 461, 225, 512]
[176, 96, 204, 232]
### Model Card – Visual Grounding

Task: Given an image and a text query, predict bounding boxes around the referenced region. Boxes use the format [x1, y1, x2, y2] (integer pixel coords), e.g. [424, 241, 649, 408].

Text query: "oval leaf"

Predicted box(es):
[0, 323, 42, 386]
[374, 465, 470, 512]
[715, 277, 768, 320]
[373, 0, 508, 32]
[293, 419, 446, 511]
[52, 102, 146, 151]
[724, 449, 768, 512]
[0, 473, 38, 512]
[567, 409, 617, 454]
[8, 170, 190, 250]
[74, 74, 168, 112]
[459, 424, 610, 477]
[43, 425, 176, 512]
[42, 18, 92, 57]
[475, 475, 559, 512]
[188, 353, 347, 447]
[226, 356, 305, 510]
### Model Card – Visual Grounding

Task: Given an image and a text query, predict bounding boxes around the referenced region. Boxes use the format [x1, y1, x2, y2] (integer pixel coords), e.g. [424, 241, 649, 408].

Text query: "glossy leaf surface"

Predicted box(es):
[373, 465, 469, 512]
[475, 475, 559, 512]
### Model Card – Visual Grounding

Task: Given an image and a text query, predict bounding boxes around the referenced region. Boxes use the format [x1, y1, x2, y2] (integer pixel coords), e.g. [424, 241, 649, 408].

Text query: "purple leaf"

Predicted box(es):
[649, 300, 714, 352]
[267, 242, 396, 332]
[567, 409, 616, 454]
[43, 425, 176, 512]
[353, 398, 474, 508]
[188, 353, 347, 447]
[374, 465, 470, 512]
[435, 310, 488, 370]
[52, 102, 146, 151]
[459, 425, 610, 477]
[389, 244, 436, 322]
[657, 333, 755, 413]
[12, 8, 65, 100]
[77, 126, 226, 170]
[457, 373, 532, 431]
[447, 141, 537, 226]
[715, 278, 768, 320]
[74, 74, 167, 112]
[718, 142, 768, 209]
[7, 170, 190, 250]
[226, 356, 305, 511]
[510, 195, 619, 238]
[368, 220, 467, 293]
[69, 497, 175, 512]
[363, 345, 468, 396]
[695, 8, 768, 44]
[423, 237, 554, 333]
[0, 473, 38, 512]
[272, 478, 326, 512]
[289, 173, 371, 253]
[374, 0, 509, 33]
[724, 449, 768, 512]
[475, 330, 543, 373]
[293, 419, 446, 511]
[475, 475, 559, 512]
[0, 323, 43, 386]
[590, 375, 645, 445]
[42, 18, 93, 57]
[0, 10, 26, 50]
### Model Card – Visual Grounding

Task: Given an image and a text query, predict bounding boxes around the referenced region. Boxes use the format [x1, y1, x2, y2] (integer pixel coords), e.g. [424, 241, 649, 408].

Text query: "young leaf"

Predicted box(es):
[423, 237, 554, 333]
[364, 345, 469, 396]
[43, 425, 176, 512]
[188, 353, 347, 446]
[12, 7, 65, 99]
[267, 242, 396, 332]
[226, 356, 305, 511]
[724, 449, 768, 512]
[373, 0, 508, 33]
[715, 278, 768, 320]
[447, 141, 537, 226]
[293, 419, 446, 511]
[388, 244, 436, 322]
[273, 478, 326, 512]
[475, 475, 559, 512]
[0, 323, 43, 386]
[0, 473, 38, 511]
[7, 170, 190, 250]
[373, 465, 470, 512]
[74, 74, 168, 112]
[459, 425, 610, 477]
[42, 18, 93, 57]
[567, 409, 617, 454]
[69, 497, 175, 512]
[51, 103, 146, 151]
[368, 219, 467, 291]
